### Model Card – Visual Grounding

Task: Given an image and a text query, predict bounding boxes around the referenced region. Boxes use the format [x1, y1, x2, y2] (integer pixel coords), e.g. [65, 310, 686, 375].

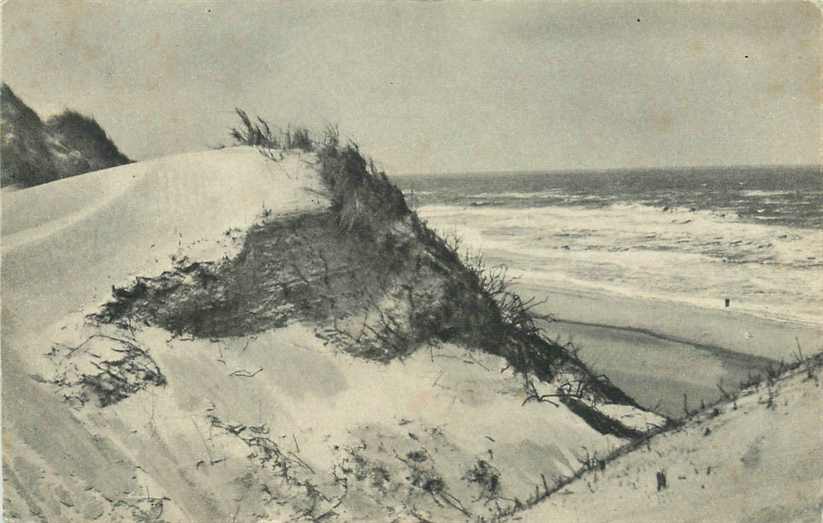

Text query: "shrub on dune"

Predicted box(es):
[223, 110, 639, 414]
[45, 109, 131, 172]
[1, 83, 131, 187]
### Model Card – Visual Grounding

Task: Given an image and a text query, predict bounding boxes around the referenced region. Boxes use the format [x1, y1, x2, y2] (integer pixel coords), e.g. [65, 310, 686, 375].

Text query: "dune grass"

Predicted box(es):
[46, 109, 131, 168]
[1, 82, 131, 187]
[224, 112, 642, 414]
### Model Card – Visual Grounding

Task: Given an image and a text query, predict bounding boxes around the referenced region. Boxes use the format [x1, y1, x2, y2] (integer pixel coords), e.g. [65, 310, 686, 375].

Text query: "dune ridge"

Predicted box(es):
[2, 144, 659, 522]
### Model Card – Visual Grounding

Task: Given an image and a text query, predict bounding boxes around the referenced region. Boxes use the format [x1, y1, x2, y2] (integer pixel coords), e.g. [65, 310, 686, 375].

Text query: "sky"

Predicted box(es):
[2, 1, 820, 174]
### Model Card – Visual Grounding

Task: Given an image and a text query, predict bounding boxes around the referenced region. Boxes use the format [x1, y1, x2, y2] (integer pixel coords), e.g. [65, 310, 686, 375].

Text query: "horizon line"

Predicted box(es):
[393, 162, 822, 177]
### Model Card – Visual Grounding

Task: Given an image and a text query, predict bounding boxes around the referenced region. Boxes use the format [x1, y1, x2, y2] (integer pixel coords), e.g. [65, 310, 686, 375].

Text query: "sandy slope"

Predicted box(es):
[2, 147, 658, 521]
[418, 205, 823, 423]
[6, 320, 637, 521]
[520, 361, 823, 522]
[2, 147, 326, 521]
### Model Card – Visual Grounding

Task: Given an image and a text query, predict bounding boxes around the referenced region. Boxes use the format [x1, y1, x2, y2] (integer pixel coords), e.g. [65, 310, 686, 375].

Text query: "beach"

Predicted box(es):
[401, 168, 823, 417]
[519, 282, 820, 417]
[1, 147, 662, 521]
[5, 3, 821, 520]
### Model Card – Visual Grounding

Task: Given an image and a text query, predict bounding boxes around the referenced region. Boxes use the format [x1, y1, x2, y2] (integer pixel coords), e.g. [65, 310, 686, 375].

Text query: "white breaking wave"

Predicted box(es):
[418, 202, 823, 326]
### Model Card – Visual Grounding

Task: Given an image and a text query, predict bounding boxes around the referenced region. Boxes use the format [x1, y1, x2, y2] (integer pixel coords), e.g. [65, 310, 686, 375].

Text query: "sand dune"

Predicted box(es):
[2, 147, 326, 348]
[6, 144, 809, 522]
[2, 147, 657, 521]
[520, 359, 823, 522]
[1, 147, 327, 520]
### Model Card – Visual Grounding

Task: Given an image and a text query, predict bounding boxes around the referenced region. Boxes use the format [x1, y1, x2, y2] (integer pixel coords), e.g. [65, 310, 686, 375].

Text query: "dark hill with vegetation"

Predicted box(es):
[1, 83, 131, 188]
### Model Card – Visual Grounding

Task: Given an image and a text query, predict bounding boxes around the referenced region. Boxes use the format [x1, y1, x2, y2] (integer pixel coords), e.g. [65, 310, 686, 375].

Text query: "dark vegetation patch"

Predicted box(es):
[561, 397, 642, 439]
[332, 428, 475, 521]
[45, 334, 165, 407]
[1, 84, 55, 187]
[229, 109, 313, 152]
[95, 210, 438, 360]
[463, 459, 503, 502]
[207, 413, 347, 521]
[94, 111, 644, 411]
[45, 109, 131, 170]
[1, 83, 130, 188]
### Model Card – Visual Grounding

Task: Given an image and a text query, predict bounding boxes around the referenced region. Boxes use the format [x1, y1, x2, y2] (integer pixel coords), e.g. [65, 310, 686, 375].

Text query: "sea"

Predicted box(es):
[397, 166, 823, 326]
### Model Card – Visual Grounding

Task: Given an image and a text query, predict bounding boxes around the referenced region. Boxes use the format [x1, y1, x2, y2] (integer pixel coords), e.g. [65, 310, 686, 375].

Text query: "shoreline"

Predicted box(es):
[551, 317, 779, 368]
[514, 282, 822, 417]
[515, 282, 823, 361]
[415, 200, 823, 332]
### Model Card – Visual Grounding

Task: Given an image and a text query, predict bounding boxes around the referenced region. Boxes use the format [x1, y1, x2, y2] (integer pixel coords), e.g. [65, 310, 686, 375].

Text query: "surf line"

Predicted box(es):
[542, 318, 778, 368]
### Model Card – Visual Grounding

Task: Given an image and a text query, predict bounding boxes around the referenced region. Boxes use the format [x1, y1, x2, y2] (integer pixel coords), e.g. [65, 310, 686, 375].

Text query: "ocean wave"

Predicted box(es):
[421, 201, 741, 224]
[416, 202, 823, 326]
[397, 167, 823, 229]
[739, 190, 796, 197]
[465, 190, 566, 200]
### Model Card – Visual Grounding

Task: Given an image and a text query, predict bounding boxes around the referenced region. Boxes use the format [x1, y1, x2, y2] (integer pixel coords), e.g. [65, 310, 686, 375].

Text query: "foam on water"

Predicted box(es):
[400, 165, 823, 228]
[418, 203, 823, 326]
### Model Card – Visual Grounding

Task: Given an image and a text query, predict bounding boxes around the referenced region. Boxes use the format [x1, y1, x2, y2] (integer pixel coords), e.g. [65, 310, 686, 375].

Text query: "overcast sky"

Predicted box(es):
[3, 1, 820, 173]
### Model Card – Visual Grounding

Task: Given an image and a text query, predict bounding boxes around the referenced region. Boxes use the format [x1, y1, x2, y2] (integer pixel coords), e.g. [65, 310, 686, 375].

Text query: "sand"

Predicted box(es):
[1, 147, 326, 520]
[416, 202, 823, 327]
[519, 360, 823, 522]
[5, 144, 814, 521]
[417, 202, 822, 421]
[1, 147, 658, 521]
[515, 283, 823, 361]
[511, 282, 822, 418]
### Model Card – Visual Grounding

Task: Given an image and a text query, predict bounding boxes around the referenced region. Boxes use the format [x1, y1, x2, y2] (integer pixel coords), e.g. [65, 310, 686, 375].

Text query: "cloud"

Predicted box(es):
[3, 1, 818, 172]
